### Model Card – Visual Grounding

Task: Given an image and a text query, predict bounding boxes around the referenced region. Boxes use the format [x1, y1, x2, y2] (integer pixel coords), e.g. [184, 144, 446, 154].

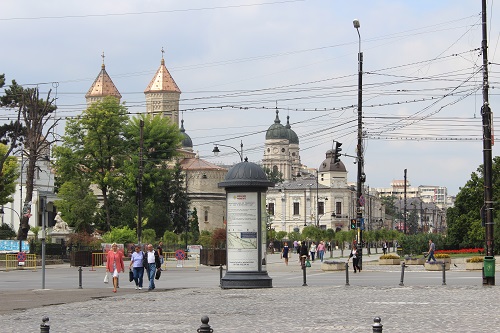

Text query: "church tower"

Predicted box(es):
[85, 53, 121, 106]
[144, 49, 181, 126]
[263, 110, 293, 181]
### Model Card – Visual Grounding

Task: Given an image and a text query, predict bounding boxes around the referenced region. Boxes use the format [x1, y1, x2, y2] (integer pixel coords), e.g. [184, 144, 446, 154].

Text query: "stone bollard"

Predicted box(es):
[442, 262, 447, 285]
[197, 315, 213, 333]
[399, 262, 406, 286]
[372, 317, 383, 332]
[40, 316, 50, 333]
[78, 266, 83, 289]
[345, 263, 349, 286]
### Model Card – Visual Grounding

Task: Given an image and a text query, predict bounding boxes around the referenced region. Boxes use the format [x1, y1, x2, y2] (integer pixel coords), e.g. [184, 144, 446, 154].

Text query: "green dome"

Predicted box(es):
[265, 110, 289, 141]
[285, 116, 299, 144]
[180, 120, 193, 148]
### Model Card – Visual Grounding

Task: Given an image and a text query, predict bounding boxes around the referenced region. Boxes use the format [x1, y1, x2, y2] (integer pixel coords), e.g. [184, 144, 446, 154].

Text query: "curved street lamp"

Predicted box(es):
[212, 141, 244, 162]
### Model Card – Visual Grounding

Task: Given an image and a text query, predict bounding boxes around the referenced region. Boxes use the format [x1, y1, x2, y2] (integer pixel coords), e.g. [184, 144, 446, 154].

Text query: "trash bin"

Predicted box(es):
[483, 256, 495, 277]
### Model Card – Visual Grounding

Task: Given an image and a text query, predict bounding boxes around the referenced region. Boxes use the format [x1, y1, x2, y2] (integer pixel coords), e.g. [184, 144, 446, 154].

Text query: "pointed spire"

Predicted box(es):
[274, 109, 281, 124]
[85, 53, 121, 100]
[145, 48, 181, 93]
[286, 115, 291, 129]
[180, 119, 186, 133]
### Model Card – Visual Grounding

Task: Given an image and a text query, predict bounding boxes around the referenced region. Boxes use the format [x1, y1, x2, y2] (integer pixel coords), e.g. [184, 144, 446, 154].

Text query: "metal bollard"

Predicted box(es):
[372, 317, 383, 332]
[197, 315, 213, 333]
[219, 265, 223, 288]
[302, 264, 307, 286]
[40, 316, 50, 333]
[78, 266, 83, 289]
[399, 262, 406, 286]
[345, 263, 349, 286]
[442, 262, 446, 285]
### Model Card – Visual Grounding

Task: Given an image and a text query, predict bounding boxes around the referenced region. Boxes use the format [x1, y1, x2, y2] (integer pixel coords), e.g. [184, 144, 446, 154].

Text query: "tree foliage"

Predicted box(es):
[1, 80, 58, 240]
[0, 144, 19, 205]
[446, 156, 500, 250]
[263, 167, 284, 184]
[101, 226, 137, 244]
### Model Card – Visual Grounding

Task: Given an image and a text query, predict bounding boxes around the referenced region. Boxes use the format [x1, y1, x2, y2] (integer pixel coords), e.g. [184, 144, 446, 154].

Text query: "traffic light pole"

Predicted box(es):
[355, 22, 364, 271]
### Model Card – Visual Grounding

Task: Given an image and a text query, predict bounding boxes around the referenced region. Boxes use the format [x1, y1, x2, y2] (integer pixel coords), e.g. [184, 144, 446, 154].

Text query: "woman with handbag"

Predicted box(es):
[106, 243, 125, 293]
[129, 245, 145, 290]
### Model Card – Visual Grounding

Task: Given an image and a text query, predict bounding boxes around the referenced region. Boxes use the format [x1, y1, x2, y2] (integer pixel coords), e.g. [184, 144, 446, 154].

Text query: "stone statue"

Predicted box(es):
[53, 212, 69, 232]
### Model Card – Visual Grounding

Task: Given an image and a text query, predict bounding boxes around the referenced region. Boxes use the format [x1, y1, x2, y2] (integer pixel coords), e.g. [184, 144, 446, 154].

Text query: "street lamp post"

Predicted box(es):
[353, 19, 364, 269]
[212, 141, 244, 162]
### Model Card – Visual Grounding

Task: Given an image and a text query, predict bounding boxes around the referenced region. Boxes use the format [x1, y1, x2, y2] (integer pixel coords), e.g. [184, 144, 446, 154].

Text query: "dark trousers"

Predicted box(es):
[133, 267, 144, 287]
[353, 258, 361, 272]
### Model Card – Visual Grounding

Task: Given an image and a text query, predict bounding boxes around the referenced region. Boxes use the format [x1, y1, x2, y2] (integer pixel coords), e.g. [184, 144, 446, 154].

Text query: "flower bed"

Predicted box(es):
[404, 257, 425, 265]
[379, 255, 401, 265]
[465, 256, 484, 271]
[436, 248, 484, 255]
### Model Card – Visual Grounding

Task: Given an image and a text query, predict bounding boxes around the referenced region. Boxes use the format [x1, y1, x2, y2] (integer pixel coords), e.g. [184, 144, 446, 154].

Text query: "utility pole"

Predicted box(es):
[137, 120, 144, 244]
[403, 169, 407, 235]
[481, 0, 495, 285]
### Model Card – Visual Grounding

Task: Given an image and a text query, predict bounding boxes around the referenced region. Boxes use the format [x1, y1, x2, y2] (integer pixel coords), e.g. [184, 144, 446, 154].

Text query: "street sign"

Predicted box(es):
[175, 249, 186, 260]
[17, 252, 26, 262]
[359, 195, 365, 207]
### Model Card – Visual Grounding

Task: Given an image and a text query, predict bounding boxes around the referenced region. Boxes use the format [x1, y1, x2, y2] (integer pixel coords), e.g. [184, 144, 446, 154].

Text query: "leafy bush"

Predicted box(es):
[380, 254, 400, 259]
[0, 223, 16, 239]
[435, 253, 450, 258]
[466, 256, 484, 263]
[101, 226, 137, 244]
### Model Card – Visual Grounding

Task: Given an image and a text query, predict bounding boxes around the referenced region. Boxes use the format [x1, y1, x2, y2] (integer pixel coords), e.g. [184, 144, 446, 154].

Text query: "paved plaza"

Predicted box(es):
[0, 252, 498, 332]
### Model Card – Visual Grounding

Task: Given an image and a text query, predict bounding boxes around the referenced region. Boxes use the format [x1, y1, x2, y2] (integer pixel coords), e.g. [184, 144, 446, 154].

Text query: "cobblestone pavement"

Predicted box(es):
[0, 252, 497, 332]
[1, 284, 498, 332]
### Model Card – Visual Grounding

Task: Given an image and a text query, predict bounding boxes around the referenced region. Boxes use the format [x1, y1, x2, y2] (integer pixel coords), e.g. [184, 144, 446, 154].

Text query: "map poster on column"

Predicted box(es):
[227, 192, 258, 271]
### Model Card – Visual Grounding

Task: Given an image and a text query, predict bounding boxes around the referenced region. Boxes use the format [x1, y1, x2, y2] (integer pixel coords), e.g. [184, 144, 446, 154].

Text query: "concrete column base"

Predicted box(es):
[221, 271, 273, 289]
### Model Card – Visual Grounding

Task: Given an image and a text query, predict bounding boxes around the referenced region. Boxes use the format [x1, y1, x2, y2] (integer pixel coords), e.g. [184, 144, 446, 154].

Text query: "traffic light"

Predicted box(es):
[350, 219, 357, 230]
[334, 141, 342, 163]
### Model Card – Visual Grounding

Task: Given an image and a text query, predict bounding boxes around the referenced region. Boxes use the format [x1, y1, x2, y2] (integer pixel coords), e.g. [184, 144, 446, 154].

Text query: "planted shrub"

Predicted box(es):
[466, 256, 484, 263]
[435, 253, 450, 259]
[380, 254, 400, 260]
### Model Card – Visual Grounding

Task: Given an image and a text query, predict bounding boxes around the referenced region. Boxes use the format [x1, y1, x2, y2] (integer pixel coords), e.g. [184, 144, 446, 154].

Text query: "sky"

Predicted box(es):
[1, 0, 499, 196]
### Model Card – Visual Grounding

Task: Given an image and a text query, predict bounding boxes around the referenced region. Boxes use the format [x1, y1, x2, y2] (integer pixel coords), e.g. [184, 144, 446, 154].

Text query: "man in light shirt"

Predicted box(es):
[145, 244, 161, 290]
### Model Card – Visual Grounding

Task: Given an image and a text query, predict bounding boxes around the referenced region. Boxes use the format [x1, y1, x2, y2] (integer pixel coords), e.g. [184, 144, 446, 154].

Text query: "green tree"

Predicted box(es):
[446, 156, 500, 250]
[198, 230, 212, 249]
[122, 114, 184, 237]
[55, 179, 98, 233]
[1, 80, 58, 240]
[162, 230, 180, 250]
[335, 231, 351, 257]
[56, 97, 129, 231]
[263, 167, 284, 184]
[101, 226, 137, 244]
[0, 144, 19, 205]
[141, 229, 156, 245]
[276, 231, 288, 241]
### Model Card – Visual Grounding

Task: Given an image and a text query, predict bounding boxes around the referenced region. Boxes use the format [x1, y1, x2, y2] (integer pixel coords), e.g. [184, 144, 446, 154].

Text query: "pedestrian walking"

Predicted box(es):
[299, 241, 309, 267]
[157, 241, 164, 267]
[309, 242, 317, 261]
[281, 242, 289, 266]
[348, 245, 361, 273]
[426, 239, 437, 263]
[316, 241, 326, 262]
[129, 245, 145, 290]
[106, 243, 125, 293]
[382, 241, 387, 255]
[293, 240, 299, 254]
[145, 244, 161, 290]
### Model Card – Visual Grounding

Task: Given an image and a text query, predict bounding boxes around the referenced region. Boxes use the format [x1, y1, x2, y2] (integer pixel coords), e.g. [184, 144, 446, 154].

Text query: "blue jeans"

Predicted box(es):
[148, 263, 157, 289]
[133, 267, 144, 287]
[318, 250, 324, 262]
[427, 251, 436, 262]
